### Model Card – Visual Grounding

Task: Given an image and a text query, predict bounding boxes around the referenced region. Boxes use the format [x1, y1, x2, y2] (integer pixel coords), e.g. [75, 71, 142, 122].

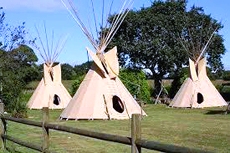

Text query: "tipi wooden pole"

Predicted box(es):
[131, 114, 141, 153]
[42, 107, 49, 152]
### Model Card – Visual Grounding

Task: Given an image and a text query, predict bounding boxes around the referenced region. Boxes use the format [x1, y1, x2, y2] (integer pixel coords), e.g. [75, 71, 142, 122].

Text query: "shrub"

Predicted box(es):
[11, 100, 28, 118]
[215, 84, 224, 93]
[70, 68, 151, 103]
[216, 85, 230, 101]
[222, 71, 230, 81]
[70, 74, 85, 96]
[119, 68, 151, 103]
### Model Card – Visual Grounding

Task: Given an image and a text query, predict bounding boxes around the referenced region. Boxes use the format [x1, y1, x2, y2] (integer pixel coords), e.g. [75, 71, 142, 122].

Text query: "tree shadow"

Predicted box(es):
[205, 110, 227, 115]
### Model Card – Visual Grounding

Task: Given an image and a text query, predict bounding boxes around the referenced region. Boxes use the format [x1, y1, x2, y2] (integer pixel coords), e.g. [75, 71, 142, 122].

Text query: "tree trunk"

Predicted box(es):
[154, 76, 162, 98]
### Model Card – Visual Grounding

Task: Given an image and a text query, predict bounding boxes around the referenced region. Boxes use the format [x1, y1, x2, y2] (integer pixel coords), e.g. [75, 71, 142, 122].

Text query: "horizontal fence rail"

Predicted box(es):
[0, 108, 214, 153]
[2, 116, 43, 127]
[2, 135, 42, 152]
[136, 139, 213, 153]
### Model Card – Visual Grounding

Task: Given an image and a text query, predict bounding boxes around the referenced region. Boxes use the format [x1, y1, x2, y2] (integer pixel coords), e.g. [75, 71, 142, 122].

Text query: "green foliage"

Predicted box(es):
[11, 99, 28, 118]
[169, 67, 189, 98]
[1, 45, 37, 116]
[215, 84, 230, 101]
[119, 68, 151, 103]
[222, 71, 230, 80]
[70, 68, 151, 103]
[70, 74, 85, 96]
[109, 0, 225, 94]
[61, 63, 76, 80]
[215, 84, 224, 93]
[0, 8, 37, 117]
[69, 61, 92, 94]
[73, 61, 92, 78]
[221, 86, 230, 93]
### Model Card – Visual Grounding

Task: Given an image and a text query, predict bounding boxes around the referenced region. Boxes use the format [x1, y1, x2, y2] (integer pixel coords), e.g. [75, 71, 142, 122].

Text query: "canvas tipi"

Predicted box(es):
[27, 26, 72, 109]
[60, 0, 146, 120]
[170, 29, 227, 108]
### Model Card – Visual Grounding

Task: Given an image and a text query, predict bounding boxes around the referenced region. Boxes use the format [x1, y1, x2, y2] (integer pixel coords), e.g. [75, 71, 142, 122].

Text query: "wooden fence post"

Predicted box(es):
[0, 102, 6, 150]
[131, 114, 141, 153]
[42, 107, 49, 153]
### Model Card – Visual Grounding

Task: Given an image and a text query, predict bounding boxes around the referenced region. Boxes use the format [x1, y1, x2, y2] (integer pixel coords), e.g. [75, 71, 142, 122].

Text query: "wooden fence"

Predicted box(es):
[0, 107, 213, 153]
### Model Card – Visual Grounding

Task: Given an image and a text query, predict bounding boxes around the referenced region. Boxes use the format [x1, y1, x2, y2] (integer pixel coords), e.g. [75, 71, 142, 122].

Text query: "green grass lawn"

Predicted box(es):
[2, 104, 230, 153]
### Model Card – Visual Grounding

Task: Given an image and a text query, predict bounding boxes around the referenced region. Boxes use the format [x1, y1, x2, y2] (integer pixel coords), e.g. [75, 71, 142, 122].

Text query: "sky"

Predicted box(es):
[0, 0, 230, 70]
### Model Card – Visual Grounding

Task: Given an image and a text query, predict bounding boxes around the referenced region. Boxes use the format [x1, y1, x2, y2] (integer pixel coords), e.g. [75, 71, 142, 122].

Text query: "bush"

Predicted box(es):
[216, 85, 230, 101]
[215, 84, 224, 93]
[11, 100, 28, 118]
[223, 71, 230, 81]
[4, 92, 29, 118]
[70, 74, 85, 96]
[70, 68, 151, 103]
[119, 68, 151, 103]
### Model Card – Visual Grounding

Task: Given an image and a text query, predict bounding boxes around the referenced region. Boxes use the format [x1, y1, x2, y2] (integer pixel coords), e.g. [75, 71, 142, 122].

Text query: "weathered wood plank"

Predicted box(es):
[42, 107, 49, 152]
[0, 114, 214, 153]
[46, 123, 132, 145]
[2, 116, 42, 127]
[131, 114, 141, 153]
[2, 134, 42, 152]
[136, 139, 214, 153]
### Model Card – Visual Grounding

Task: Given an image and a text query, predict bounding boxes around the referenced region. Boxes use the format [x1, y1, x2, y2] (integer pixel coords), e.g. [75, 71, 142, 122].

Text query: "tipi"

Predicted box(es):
[60, 0, 146, 120]
[170, 29, 227, 108]
[27, 26, 72, 109]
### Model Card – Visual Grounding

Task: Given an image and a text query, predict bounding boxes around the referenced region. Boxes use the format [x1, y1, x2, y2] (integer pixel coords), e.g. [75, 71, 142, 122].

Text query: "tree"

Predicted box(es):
[61, 63, 76, 80]
[73, 61, 92, 78]
[10, 45, 38, 82]
[0, 45, 38, 113]
[0, 8, 37, 116]
[223, 70, 230, 81]
[119, 68, 151, 103]
[109, 0, 225, 96]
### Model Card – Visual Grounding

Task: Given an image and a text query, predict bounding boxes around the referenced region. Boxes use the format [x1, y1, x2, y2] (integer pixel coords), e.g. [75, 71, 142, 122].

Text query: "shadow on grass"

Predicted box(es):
[205, 110, 227, 115]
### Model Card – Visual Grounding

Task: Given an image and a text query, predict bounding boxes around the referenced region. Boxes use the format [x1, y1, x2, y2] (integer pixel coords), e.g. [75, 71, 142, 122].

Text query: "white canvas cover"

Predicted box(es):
[27, 63, 71, 109]
[60, 47, 146, 120]
[170, 58, 227, 108]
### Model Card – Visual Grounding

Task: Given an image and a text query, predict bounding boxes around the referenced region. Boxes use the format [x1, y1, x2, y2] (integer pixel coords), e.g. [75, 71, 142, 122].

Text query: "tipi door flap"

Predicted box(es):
[105, 94, 129, 118]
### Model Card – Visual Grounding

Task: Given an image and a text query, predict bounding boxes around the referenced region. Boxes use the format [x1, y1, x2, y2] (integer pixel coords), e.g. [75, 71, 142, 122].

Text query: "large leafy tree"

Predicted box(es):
[0, 45, 38, 113]
[0, 8, 37, 115]
[109, 0, 225, 96]
[61, 63, 76, 80]
[73, 61, 92, 77]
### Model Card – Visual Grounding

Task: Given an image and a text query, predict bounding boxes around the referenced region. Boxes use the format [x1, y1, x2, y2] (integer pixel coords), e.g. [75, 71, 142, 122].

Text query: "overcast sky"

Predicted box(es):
[1, 0, 230, 70]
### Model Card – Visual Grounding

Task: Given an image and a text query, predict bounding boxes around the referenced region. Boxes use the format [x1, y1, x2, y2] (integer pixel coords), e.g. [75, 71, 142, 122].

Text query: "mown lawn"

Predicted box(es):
[2, 104, 230, 153]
